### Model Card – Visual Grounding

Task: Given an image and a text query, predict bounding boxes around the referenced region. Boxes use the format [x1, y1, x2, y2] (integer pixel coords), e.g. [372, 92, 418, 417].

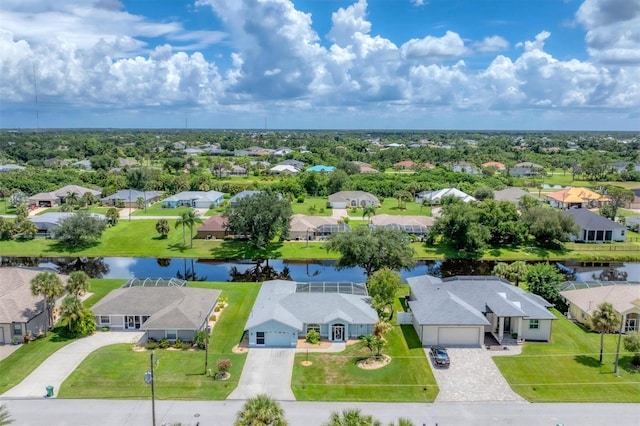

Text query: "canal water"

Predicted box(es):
[1, 256, 638, 282]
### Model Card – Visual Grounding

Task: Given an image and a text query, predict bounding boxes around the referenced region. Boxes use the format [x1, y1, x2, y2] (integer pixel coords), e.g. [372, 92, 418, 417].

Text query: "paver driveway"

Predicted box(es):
[427, 347, 524, 402]
[1, 331, 143, 398]
[227, 348, 296, 401]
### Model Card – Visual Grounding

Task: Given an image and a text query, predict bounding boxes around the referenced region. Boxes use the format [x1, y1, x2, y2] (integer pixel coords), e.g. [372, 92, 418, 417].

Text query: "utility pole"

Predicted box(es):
[614, 317, 625, 376]
[204, 326, 210, 375]
[145, 351, 158, 426]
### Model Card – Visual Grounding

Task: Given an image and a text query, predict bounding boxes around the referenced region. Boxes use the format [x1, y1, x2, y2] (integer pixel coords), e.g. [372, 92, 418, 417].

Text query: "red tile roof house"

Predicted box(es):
[0, 268, 68, 344]
[482, 161, 506, 171]
[394, 160, 416, 170]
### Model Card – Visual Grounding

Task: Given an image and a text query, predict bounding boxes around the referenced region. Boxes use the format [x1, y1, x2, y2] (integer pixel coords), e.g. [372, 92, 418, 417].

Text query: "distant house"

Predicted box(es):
[546, 187, 608, 209]
[101, 190, 162, 208]
[416, 188, 475, 204]
[221, 164, 247, 176]
[514, 162, 544, 169]
[482, 161, 506, 171]
[274, 147, 293, 157]
[161, 190, 224, 209]
[0, 268, 68, 343]
[28, 185, 102, 207]
[407, 275, 555, 346]
[352, 161, 378, 174]
[370, 214, 434, 240]
[394, 160, 415, 170]
[307, 165, 335, 173]
[269, 164, 299, 175]
[30, 212, 107, 235]
[195, 214, 228, 240]
[563, 208, 626, 242]
[508, 167, 540, 177]
[611, 161, 640, 173]
[184, 148, 205, 155]
[277, 159, 305, 170]
[229, 190, 262, 205]
[453, 161, 480, 175]
[288, 214, 350, 241]
[494, 187, 534, 204]
[72, 160, 92, 170]
[328, 191, 380, 208]
[92, 282, 220, 342]
[560, 281, 640, 333]
[0, 164, 25, 172]
[244, 280, 378, 347]
[626, 216, 640, 232]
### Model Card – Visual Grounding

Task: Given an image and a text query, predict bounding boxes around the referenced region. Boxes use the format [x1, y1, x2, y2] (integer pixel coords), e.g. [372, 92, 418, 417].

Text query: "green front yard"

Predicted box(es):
[58, 281, 260, 399]
[37, 206, 112, 215]
[291, 196, 331, 216]
[494, 311, 640, 402]
[291, 325, 437, 402]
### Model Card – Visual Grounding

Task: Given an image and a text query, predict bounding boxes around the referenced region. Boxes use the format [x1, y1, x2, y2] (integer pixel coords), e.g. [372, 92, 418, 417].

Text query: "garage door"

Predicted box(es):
[437, 327, 480, 346]
[265, 331, 291, 347]
[0, 327, 4, 344]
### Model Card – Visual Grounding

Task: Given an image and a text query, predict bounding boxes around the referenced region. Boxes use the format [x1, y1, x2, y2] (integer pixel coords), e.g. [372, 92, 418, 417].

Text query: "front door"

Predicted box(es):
[126, 316, 141, 329]
[331, 324, 345, 341]
[627, 318, 638, 333]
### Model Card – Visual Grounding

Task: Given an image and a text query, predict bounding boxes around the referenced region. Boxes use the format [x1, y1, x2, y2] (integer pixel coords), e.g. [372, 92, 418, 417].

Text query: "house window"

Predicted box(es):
[166, 330, 177, 340]
[256, 331, 265, 345]
[529, 320, 540, 330]
[12, 323, 22, 336]
[99, 316, 110, 324]
[306, 324, 320, 334]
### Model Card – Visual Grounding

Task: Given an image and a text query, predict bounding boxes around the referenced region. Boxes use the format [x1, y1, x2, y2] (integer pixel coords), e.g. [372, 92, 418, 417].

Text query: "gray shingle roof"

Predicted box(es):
[0, 268, 67, 323]
[101, 189, 162, 202]
[407, 275, 555, 326]
[92, 287, 220, 330]
[563, 208, 625, 231]
[245, 280, 378, 331]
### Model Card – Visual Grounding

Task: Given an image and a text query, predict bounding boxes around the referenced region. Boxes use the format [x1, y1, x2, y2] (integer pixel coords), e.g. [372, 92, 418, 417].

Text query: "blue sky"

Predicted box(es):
[0, 0, 638, 130]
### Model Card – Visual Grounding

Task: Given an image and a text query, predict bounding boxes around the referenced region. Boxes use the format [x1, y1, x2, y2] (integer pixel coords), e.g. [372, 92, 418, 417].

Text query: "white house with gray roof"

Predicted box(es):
[244, 280, 378, 347]
[92, 285, 221, 342]
[328, 191, 379, 208]
[161, 190, 224, 209]
[407, 275, 555, 346]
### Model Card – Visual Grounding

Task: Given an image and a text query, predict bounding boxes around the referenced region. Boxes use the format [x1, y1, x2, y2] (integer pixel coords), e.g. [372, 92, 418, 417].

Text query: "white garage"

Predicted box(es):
[262, 330, 296, 347]
[437, 326, 483, 346]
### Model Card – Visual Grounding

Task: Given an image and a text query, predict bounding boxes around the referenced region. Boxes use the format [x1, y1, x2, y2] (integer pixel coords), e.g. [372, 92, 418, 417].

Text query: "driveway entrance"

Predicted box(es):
[427, 347, 524, 402]
[227, 348, 296, 401]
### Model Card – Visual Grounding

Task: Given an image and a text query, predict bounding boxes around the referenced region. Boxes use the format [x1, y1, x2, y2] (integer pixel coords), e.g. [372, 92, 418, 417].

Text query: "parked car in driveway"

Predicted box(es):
[430, 346, 450, 367]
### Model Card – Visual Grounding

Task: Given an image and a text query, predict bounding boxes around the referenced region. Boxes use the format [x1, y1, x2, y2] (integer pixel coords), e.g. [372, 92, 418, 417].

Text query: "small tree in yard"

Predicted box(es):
[623, 332, 640, 367]
[30, 271, 65, 330]
[367, 268, 402, 318]
[217, 358, 232, 377]
[51, 211, 107, 246]
[525, 262, 564, 305]
[155, 219, 170, 238]
[372, 320, 392, 340]
[305, 329, 320, 345]
[590, 302, 621, 364]
[106, 208, 119, 225]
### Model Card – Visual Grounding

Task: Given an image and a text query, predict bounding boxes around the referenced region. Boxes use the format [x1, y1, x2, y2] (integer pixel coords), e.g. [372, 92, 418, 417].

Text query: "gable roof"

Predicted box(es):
[494, 187, 533, 203]
[407, 275, 556, 326]
[270, 164, 299, 174]
[370, 214, 434, 228]
[245, 280, 378, 331]
[229, 190, 262, 204]
[417, 188, 475, 203]
[289, 214, 339, 233]
[482, 161, 506, 169]
[560, 284, 640, 316]
[563, 208, 624, 230]
[162, 190, 224, 203]
[30, 212, 106, 231]
[197, 214, 228, 232]
[328, 191, 379, 203]
[92, 286, 220, 330]
[54, 185, 102, 197]
[0, 268, 67, 323]
[101, 189, 162, 202]
[546, 187, 606, 204]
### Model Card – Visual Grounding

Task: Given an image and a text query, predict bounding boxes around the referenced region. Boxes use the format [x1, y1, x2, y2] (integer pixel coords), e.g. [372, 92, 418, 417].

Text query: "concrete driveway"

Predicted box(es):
[1, 331, 143, 398]
[227, 348, 296, 401]
[427, 347, 524, 402]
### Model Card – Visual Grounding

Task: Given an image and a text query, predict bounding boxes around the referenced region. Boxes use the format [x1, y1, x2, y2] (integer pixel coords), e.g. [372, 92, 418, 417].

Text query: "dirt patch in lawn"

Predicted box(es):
[357, 355, 391, 370]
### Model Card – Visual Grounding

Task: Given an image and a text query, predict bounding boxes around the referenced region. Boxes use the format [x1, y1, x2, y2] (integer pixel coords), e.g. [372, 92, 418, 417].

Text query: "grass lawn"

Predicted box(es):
[542, 173, 640, 190]
[369, 198, 431, 217]
[36, 206, 112, 215]
[291, 324, 437, 402]
[0, 327, 76, 394]
[58, 282, 260, 399]
[0, 199, 15, 215]
[291, 196, 331, 216]
[494, 310, 640, 402]
[131, 203, 193, 217]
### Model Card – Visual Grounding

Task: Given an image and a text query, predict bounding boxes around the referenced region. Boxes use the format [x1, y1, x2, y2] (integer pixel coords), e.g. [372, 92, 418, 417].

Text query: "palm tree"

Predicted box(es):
[17, 220, 38, 239]
[492, 262, 510, 281]
[59, 295, 83, 331]
[324, 408, 381, 426]
[362, 205, 376, 221]
[591, 302, 621, 364]
[175, 210, 203, 248]
[390, 419, 414, 426]
[508, 261, 528, 287]
[136, 196, 145, 209]
[106, 207, 119, 225]
[155, 219, 170, 239]
[234, 394, 287, 426]
[360, 334, 376, 355]
[30, 271, 65, 330]
[66, 191, 79, 207]
[66, 271, 90, 299]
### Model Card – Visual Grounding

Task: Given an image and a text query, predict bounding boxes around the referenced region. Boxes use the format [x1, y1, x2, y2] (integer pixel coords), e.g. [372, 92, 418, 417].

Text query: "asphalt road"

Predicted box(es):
[1, 400, 639, 426]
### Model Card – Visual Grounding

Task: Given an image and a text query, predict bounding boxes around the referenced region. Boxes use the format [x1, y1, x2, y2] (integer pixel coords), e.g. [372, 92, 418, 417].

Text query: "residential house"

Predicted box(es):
[612, 161, 640, 173]
[626, 216, 640, 232]
[184, 148, 205, 155]
[563, 208, 626, 242]
[30, 212, 107, 235]
[508, 167, 540, 177]
[482, 161, 506, 171]
[394, 160, 416, 170]
[0, 268, 68, 343]
[369, 214, 434, 240]
[244, 280, 378, 347]
[28, 185, 102, 207]
[352, 161, 378, 174]
[407, 275, 555, 346]
[101, 190, 162, 208]
[514, 162, 544, 170]
[72, 160, 92, 170]
[195, 214, 228, 240]
[288, 214, 350, 241]
[92, 281, 221, 342]
[226, 164, 248, 176]
[307, 165, 335, 173]
[453, 161, 480, 175]
[274, 147, 293, 157]
[494, 187, 535, 204]
[161, 190, 225, 209]
[416, 188, 476, 204]
[0, 164, 25, 172]
[546, 187, 608, 209]
[277, 159, 305, 171]
[560, 281, 640, 333]
[229, 190, 262, 205]
[631, 189, 640, 209]
[328, 191, 380, 208]
[269, 164, 299, 175]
